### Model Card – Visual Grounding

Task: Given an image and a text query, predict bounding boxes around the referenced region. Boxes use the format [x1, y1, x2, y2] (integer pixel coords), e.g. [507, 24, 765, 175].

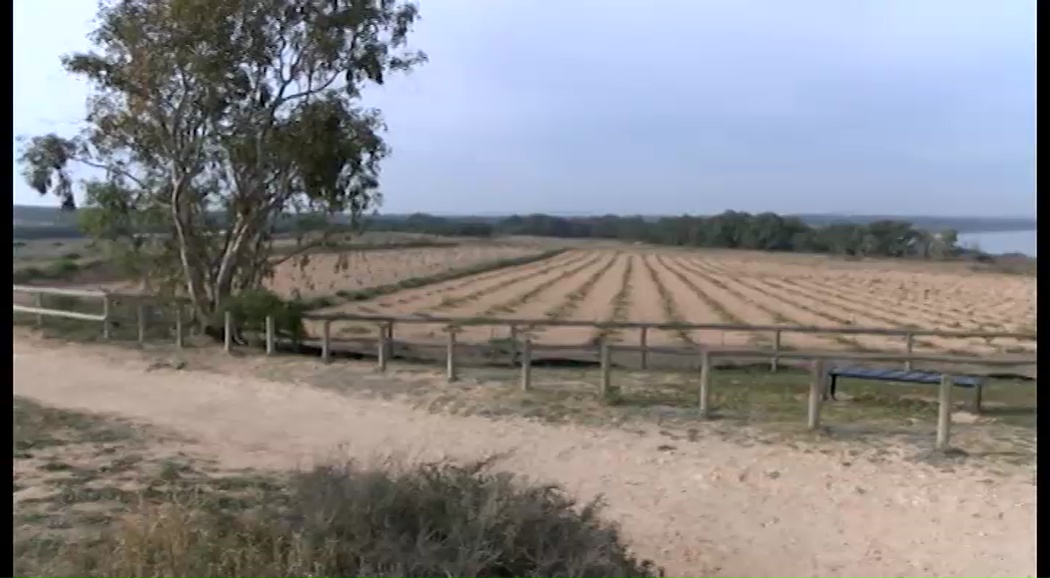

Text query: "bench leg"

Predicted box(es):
[823, 376, 839, 403]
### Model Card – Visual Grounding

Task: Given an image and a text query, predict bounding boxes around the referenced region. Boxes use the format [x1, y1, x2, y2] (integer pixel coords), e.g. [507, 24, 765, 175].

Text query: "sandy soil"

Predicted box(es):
[533, 252, 627, 346]
[369, 251, 587, 312]
[313, 250, 590, 338]
[686, 258, 906, 352]
[496, 252, 618, 339]
[624, 254, 679, 347]
[12, 338, 1037, 577]
[661, 256, 826, 349]
[645, 254, 734, 346]
[45, 246, 1031, 357]
[694, 255, 1035, 354]
[267, 244, 542, 299]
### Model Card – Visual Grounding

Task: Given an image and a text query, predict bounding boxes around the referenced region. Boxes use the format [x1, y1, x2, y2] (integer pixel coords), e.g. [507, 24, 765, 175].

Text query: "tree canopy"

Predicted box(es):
[18, 0, 425, 327]
[365, 211, 962, 259]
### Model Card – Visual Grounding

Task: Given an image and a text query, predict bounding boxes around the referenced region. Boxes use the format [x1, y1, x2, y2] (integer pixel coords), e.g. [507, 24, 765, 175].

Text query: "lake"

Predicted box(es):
[957, 229, 1037, 257]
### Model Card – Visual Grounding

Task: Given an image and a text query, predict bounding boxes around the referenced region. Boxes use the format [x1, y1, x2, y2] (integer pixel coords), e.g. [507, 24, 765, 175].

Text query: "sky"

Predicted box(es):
[12, 0, 1036, 217]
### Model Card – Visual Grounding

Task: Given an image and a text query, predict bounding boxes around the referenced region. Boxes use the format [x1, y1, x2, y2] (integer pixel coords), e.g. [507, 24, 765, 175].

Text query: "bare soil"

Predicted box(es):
[325, 247, 1035, 356]
[13, 333, 1037, 577]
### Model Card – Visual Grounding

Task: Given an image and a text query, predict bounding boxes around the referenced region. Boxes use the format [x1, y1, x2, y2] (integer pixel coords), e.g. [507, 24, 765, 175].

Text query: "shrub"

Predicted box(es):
[56, 460, 661, 577]
[221, 288, 306, 339]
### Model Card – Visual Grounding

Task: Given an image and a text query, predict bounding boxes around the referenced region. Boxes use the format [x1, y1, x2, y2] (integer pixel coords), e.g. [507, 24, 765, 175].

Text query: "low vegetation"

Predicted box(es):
[15, 398, 659, 578]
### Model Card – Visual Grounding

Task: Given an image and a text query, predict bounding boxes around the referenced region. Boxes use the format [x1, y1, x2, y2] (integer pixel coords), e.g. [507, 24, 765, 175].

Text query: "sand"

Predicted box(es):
[12, 337, 1037, 577]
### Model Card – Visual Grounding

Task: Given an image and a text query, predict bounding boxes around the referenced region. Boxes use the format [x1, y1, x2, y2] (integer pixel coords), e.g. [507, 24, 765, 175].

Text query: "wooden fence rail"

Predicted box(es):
[13, 283, 1039, 453]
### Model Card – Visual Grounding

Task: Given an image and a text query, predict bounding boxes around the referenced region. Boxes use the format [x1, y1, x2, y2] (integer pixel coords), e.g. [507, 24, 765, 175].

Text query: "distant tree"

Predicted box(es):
[18, 0, 425, 332]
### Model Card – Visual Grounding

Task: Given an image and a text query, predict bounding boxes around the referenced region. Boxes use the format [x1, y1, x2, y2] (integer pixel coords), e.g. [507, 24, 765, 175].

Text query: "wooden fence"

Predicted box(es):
[13, 284, 1038, 451]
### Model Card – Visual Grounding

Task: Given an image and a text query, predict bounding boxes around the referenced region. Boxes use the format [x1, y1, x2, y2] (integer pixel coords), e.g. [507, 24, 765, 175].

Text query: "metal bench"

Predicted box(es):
[826, 365, 985, 413]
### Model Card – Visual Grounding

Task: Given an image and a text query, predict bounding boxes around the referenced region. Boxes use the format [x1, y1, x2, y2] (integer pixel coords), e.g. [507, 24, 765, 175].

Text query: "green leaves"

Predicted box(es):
[17, 135, 80, 209]
[16, 0, 426, 326]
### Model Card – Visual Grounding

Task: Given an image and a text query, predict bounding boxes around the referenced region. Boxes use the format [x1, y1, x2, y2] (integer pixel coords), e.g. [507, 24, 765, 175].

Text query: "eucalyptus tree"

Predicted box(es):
[19, 0, 425, 328]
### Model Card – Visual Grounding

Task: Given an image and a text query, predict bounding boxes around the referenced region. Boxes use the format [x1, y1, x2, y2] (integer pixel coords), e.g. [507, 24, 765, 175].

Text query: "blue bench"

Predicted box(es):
[826, 366, 985, 412]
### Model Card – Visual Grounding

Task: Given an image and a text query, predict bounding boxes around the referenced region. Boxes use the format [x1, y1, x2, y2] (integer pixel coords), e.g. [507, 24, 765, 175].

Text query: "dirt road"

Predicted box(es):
[12, 338, 1036, 577]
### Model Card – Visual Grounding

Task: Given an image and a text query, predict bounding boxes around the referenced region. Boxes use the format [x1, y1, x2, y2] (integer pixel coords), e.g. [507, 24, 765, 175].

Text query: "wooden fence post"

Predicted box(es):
[904, 333, 915, 371]
[808, 359, 825, 430]
[377, 323, 389, 372]
[174, 307, 184, 349]
[770, 329, 781, 372]
[102, 294, 111, 340]
[265, 315, 275, 355]
[936, 374, 954, 450]
[599, 338, 612, 398]
[699, 349, 711, 418]
[640, 326, 649, 369]
[509, 324, 519, 367]
[224, 311, 233, 353]
[446, 327, 458, 382]
[137, 303, 147, 345]
[322, 320, 331, 363]
[520, 338, 532, 392]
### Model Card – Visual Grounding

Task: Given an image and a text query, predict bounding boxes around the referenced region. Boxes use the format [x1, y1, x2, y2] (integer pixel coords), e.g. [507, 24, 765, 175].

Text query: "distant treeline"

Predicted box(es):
[10, 209, 996, 260]
[364, 212, 964, 259]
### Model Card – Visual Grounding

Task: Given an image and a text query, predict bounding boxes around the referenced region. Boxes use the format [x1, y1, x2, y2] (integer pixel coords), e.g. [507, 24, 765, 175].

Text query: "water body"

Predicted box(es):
[957, 229, 1037, 257]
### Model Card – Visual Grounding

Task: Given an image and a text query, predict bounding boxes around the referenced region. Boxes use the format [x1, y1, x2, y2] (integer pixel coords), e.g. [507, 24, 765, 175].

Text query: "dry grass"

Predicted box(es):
[14, 397, 660, 578]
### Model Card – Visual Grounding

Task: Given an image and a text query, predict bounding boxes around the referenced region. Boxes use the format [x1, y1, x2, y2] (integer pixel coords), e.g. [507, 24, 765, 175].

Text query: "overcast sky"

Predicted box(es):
[12, 0, 1036, 217]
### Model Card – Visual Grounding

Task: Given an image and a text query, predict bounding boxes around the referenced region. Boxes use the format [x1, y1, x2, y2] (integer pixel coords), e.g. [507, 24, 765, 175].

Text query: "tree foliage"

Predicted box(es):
[367, 211, 962, 259]
[18, 0, 425, 328]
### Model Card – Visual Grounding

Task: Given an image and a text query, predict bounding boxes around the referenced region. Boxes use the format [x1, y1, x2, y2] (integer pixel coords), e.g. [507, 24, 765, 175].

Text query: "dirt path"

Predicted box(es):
[13, 339, 1036, 578]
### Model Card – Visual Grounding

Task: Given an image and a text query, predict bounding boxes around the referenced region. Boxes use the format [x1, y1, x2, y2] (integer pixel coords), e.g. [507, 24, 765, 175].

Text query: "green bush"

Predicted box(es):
[221, 288, 307, 339]
[57, 460, 661, 577]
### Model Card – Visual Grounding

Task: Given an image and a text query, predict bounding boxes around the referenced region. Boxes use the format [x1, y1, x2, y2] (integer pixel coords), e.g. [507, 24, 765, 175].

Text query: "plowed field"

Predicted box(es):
[310, 248, 1037, 355]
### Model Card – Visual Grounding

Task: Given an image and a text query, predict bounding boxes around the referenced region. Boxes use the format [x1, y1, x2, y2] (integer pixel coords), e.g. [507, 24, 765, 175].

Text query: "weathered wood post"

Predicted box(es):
[508, 324, 519, 367]
[224, 310, 233, 353]
[973, 379, 984, 414]
[520, 338, 532, 392]
[936, 374, 954, 450]
[599, 338, 612, 398]
[699, 349, 712, 418]
[771, 329, 782, 372]
[35, 292, 43, 327]
[808, 359, 826, 430]
[265, 315, 275, 355]
[639, 326, 649, 370]
[137, 303, 147, 345]
[446, 327, 458, 382]
[386, 322, 395, 361]
[174, 307, 184, 349]
[101, 294, 111, 340]
[904, 333, 915, 371]
[321, 320, 331, 363]
[377, 322, 389, 372]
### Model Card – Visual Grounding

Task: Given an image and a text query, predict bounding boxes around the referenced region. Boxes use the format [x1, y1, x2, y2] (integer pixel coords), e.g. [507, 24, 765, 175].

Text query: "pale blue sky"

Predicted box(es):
[12, 0, 1036, 217]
